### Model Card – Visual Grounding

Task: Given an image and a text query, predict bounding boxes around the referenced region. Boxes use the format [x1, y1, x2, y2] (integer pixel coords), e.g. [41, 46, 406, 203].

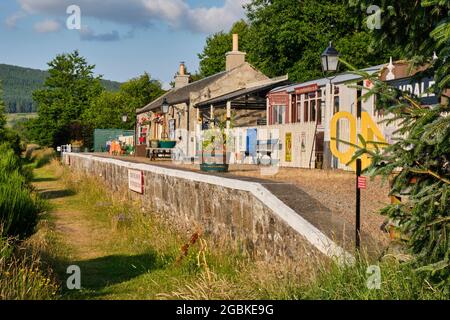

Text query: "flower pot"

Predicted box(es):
[200, 163, 229, 172]
[200, 150, 230, 172]
[159, 140, 176, 148]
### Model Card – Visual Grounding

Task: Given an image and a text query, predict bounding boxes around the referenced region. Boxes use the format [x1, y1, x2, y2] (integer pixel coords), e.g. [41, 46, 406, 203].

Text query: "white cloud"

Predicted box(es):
[5, 11, 27, 28]
[12, 0, 249, 34]
[80, 26, 120, 42]
[186, 0, 251, 33]
[33, 19, 61, 33]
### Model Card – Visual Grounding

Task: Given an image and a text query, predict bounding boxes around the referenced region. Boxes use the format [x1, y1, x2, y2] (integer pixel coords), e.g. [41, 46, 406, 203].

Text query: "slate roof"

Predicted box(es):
[195, 76, 289, 108]
[136, 71, 228, 114]
[270, 64, 386, 94]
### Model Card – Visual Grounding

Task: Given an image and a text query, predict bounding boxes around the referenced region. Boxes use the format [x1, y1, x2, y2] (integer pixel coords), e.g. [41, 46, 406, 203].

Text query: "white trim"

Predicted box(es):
[64, 153, 354, 264]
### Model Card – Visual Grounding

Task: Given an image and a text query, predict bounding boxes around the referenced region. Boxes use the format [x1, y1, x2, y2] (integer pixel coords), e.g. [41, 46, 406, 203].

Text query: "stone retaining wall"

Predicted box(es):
[65, 153, 352, 263]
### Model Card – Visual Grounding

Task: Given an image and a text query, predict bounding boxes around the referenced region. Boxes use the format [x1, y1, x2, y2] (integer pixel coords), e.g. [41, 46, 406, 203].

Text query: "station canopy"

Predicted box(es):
[195, 76, 289, 110]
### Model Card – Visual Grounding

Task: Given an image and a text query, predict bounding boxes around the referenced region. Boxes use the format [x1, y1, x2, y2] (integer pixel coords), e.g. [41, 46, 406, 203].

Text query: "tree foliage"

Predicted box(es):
[0, 81, 21, 155]
[83, 73, 165, 130]
[198, 0, 395, 81]
[198, 20, 249, 77]
[0, 63, 120, 114]
[27, 51, 103, 147]
[347, 0, 450, 288]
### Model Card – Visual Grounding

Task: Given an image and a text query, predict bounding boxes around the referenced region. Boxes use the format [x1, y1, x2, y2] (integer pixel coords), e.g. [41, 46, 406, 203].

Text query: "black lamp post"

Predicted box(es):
[162, 98, 170, 114]
[321, 41, 340, 73]
[319, 41, 340, 171]
[322, 41, 360, 250]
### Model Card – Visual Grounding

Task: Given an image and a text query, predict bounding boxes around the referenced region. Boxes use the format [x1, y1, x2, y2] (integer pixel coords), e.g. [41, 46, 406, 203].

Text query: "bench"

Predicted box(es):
[146, 148, 173, 161]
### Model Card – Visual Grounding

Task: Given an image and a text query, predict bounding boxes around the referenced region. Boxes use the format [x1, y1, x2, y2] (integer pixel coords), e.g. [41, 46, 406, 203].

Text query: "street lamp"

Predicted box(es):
[161, 98, 170, 139]
[321, 41, 340, 73]
[161, 98, 170, 114]
[122, 113, 128, 123]
[320, 41, 340, 171]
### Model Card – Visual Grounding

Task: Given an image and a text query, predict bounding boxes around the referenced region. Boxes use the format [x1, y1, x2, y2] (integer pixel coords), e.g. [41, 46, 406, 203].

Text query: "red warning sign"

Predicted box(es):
[358, 176, 367, 190]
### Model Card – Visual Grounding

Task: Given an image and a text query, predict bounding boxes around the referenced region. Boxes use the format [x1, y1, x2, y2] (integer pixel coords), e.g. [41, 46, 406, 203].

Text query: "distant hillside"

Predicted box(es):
[0, 63, 121, 113]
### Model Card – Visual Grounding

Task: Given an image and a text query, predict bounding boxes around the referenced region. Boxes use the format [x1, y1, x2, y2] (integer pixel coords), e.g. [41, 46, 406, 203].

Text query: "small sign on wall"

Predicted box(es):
[128, 169, 144, 194]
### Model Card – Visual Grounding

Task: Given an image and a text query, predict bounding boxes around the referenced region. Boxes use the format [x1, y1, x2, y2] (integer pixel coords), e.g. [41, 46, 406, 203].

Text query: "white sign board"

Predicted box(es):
[128, 169, 144, 194]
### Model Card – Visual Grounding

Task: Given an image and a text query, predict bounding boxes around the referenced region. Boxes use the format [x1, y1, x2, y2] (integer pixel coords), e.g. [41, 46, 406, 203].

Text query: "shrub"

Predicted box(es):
[0, 171, 42, 240]
[0, 143, 21, 174]
[0, 143, 43, 240]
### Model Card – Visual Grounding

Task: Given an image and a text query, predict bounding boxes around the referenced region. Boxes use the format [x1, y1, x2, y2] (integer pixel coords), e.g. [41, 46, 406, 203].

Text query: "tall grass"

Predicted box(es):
[0, 144, 44, 239]
[0, 237, 58, 300]
[297, 257, 449, 300]
[0, 144, 59, 300]
[61, 168, 449, 300]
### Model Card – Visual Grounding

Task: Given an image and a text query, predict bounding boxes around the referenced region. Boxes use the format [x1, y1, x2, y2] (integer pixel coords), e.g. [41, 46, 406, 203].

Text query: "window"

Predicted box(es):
[303, 101, 309, 122]
[272, 105, 286, 124]
[334, 86, 340, 114]
[296, 94, 302, 122]
[310, 100, 316, 123]
[302, 91, 322, 123]
[169, 119, 176, 140]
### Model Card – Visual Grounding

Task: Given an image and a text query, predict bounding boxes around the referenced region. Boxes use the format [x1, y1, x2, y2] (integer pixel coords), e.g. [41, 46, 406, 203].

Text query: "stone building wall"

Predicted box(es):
[65, 153, 352, 263]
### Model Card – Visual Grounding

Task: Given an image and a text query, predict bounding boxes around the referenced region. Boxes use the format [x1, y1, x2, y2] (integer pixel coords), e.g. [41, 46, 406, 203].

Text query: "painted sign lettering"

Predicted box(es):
[330, 111, 387, 171]
[388, 77, 437, 105]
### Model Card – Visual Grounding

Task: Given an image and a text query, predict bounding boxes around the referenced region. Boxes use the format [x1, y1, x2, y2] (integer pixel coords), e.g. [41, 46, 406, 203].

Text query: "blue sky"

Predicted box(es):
[0, 0, 249, 87]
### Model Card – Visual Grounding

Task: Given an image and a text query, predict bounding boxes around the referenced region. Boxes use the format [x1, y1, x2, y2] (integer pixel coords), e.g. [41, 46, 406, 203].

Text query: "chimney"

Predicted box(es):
[226, 34, 246, 71]
[174, 62, 190, 89]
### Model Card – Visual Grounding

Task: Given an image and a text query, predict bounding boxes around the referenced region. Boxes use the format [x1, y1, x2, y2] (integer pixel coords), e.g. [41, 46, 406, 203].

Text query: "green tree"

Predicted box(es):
[349, 0, 449, 93]
[347, 0, 449, 287]
[198, 1, 394, 82]
[198, 20, 249, 77]
[83, 73, 165, 130]
[0, 81, 22, 155]
[246, 0, 395, 81]
[0, 81, 6, 130]
[29, 51, 103, 147]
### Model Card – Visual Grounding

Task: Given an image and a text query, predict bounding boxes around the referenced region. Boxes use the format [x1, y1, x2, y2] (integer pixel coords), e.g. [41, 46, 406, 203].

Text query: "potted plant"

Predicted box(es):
[150, 139, 159, 148]
[200, 115, 232, 172]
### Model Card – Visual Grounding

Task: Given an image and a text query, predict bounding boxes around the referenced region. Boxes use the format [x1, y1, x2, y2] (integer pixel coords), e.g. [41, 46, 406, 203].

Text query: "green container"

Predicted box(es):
[200, 163, 229, 173]
[159, 140, 176, 148]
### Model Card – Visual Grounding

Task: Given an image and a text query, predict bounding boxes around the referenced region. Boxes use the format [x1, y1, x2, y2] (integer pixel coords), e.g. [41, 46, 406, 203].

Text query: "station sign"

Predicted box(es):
[388, 76, 437, 105]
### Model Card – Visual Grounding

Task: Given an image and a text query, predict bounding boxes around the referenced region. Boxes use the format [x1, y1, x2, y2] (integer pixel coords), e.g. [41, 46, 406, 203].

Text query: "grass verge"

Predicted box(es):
[31, 159, 450, 300]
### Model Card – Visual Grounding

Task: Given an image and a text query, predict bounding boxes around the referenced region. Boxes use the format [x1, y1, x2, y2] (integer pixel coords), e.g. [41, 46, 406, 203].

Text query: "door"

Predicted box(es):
[246, 128, 257, 157]
[315, 132, 324, 169]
